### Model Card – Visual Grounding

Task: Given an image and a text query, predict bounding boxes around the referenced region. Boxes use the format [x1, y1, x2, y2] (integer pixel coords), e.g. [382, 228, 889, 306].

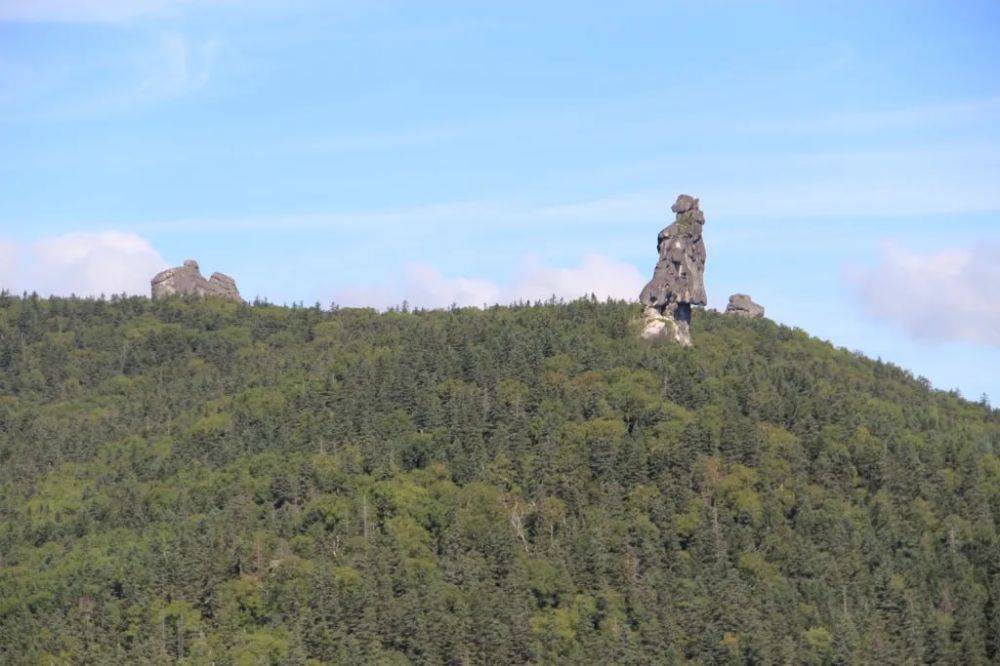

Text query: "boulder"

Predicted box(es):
[151, 259, 242, 302]
[205, 272, 241, 301]
[639, 194, 707, 345]
[725, 293, 765, 319]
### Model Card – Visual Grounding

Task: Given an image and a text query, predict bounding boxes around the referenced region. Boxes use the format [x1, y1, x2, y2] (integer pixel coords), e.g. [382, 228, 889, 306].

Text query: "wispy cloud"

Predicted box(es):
[332, 253, 646, 309]
[810, 96, 1000, 133]
[845, 241, 1000, 347]
[0, 0, 212, 23]
[729, 96, 1000, 135]
[40, 32, 224, 116]
[131, 153, 1000, 239]
[139, 32, 220, 98]
[0, 231, 168, 297]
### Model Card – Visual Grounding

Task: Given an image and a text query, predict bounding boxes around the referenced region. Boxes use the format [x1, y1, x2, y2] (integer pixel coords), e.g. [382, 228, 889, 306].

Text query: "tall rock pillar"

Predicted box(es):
[639, 194, 707, 346]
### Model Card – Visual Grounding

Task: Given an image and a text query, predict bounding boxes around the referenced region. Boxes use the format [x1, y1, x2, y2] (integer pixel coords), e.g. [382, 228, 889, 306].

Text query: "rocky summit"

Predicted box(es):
[150, 259, 242, 302]
[638, 194, 707, 345]
[725, 293, 765, 319]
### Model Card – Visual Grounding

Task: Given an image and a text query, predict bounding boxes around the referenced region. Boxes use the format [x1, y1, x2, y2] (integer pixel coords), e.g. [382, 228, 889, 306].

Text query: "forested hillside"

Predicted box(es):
[1, 294, 998, 665]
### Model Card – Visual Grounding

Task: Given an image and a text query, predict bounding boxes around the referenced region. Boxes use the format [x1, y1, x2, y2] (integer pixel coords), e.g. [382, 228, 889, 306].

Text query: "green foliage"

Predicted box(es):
[0, 294, 998, 663]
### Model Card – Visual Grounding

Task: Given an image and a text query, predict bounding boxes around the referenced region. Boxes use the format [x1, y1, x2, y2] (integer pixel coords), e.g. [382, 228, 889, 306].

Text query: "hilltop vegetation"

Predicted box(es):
[0, 294, 998, 664]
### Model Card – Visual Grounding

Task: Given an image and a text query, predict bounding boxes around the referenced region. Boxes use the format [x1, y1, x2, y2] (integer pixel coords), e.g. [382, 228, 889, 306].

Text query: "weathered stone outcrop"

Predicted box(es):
[639, 194, 707, 345]
[151, 259, 242, 301]
[725, 293, 765, 319]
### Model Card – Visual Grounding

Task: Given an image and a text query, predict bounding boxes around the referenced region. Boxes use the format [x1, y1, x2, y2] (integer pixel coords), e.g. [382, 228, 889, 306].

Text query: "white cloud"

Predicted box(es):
[0, 231, 168, 297]
[0, 239, 20, 289]
[845, 241, 1000, 347]
[332, 253, 646, 310]
[508, 254, 646, 303]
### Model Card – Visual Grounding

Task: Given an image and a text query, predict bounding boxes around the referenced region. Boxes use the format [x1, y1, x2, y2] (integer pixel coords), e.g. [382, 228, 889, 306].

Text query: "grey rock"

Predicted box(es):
[639, 194, 707, 346]
[641, 301, 693, 346]
[151, 259, 242, 302]
[670, 194, 698, 214]
[725, 293, 765, 319]
[206, 272, 240, 300]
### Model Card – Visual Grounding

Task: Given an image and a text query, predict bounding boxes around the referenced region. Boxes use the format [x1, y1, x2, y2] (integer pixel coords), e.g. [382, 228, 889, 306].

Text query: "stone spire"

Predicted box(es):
[638, 194, 707, 345]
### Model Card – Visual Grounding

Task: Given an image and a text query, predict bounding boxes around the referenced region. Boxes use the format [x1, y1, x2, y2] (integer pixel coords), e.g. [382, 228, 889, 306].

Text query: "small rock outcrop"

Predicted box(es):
[639, 194, 707, 346]
[725, 293, 765, 319]
[151, 259, 242, 301]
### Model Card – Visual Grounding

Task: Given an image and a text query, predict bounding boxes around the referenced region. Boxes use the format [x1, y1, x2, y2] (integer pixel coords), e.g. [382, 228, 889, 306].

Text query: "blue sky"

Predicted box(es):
[1, 1, 998, 401]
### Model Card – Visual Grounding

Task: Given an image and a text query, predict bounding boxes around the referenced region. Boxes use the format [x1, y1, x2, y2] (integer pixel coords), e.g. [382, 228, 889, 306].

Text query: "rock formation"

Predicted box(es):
[725, 293, 765, 319]
[151, 260, 242, 301]
[639, 194, 707, 345]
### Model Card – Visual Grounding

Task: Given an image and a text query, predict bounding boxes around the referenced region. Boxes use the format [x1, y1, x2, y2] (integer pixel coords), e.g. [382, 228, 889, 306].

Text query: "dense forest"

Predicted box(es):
[0, 293, 997, 664]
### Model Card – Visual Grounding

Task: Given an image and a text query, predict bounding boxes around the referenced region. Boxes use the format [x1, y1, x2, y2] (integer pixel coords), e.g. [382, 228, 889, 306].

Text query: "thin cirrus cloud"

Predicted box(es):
[845, 241, 1000, 347]
[3, 31, 224, 121]
[332, 254, 647, 310]
[140, 33, 220, 99]
[0, 231, 168, 297]
[0, 0, 219, 23]
[91, 32, 221, 111]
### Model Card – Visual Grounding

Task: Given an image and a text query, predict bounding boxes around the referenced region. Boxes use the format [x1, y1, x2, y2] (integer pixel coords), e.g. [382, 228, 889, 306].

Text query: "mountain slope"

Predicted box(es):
[1, 294, 998, 664]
